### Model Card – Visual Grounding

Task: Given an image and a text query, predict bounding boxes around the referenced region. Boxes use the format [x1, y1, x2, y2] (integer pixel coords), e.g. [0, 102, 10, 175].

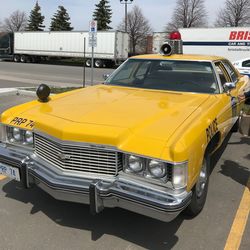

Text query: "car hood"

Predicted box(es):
[2, 85, 210, 159]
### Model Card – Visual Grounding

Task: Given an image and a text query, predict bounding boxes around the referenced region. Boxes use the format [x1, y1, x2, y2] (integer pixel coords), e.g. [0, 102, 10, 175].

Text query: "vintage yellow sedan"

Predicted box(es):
[0, 46, 249, 221]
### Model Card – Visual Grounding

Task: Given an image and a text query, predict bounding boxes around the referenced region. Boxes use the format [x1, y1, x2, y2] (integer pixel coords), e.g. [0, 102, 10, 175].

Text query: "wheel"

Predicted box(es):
[94, 59, 103, 68]
[30, 56, 37, 63]
[85, 59, 91, 67]
[20, 55, 26, 63]
[185, 156, 210, 217]
[13, 54, 20, 62]
[36, 56, 42, 63]
[25, 55, 31, 63]
[105, 60, 115, 68]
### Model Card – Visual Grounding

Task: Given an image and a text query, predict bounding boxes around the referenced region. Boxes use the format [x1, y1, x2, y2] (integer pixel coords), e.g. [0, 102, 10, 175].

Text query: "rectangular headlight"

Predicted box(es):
[172, 162, 188, 190]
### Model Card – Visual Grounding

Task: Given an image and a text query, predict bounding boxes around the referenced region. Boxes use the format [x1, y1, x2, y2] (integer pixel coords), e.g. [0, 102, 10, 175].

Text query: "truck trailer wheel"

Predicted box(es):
[105, 60, 115, 68]
[185, 156, 210, 217]
[13, 55, 20, 62]
[94, 59, 103, 68]
[85, 59, 91, 67]
[20, 55, 27, 63]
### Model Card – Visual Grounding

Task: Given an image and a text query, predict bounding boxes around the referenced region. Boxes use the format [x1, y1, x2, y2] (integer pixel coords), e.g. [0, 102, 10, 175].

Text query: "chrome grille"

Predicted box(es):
[34, 134, 122, 176]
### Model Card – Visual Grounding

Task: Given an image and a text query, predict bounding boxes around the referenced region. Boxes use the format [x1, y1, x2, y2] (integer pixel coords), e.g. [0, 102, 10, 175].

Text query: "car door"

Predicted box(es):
[212, 60, 245, 139]
[222, 60, 247, 119]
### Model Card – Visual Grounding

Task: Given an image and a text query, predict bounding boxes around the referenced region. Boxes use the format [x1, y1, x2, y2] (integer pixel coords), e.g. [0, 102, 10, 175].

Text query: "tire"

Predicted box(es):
[13, 54, 20, 62]
[85, 59, 91, 67]
[94, 59, 103, 68]
[25, 55, 31, 63]
[185, 156, 210, 217]
[20, 55, 26, 63]
[36, 56, 42, 63]
[105, 60, 115, 68]
[30, 56, 37, 63]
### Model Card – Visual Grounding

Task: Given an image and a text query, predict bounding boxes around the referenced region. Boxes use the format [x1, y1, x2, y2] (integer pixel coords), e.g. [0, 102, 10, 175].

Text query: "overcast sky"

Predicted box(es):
[0, 0, 226, 31]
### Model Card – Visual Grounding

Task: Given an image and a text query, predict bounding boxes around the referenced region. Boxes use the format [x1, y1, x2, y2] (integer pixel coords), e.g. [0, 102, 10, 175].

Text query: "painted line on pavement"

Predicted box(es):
[0, 175, 7, 180]
[224, 176, 250, 250]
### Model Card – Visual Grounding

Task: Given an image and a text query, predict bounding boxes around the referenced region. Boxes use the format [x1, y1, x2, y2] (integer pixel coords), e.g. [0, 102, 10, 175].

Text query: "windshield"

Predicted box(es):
[106, 59, 219, 94]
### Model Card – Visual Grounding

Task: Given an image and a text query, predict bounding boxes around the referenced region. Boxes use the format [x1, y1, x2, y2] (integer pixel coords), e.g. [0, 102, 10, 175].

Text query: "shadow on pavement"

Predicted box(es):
[228, 136, 250, 145]
[219, 160, 250, 188]
[218, 133, 250, 188]
[245, 154, 250, 160]
[3, 180, 183, 249]
[209, 132, 232, 173]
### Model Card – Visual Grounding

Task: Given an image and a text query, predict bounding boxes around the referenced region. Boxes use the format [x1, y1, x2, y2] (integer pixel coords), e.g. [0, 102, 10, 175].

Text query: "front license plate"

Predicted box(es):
[0, 163, 20, 181]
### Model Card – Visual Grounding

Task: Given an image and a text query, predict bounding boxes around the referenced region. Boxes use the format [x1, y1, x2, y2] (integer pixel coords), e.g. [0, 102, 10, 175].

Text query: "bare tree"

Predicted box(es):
[166, 0, 207, 31]
[2, 10, 27, 32]
[118, 5, 152, 55]
[214, 0, 250, 27]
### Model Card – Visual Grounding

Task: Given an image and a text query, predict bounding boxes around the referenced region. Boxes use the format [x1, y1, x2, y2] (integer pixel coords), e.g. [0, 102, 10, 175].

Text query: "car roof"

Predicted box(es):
[131, 54, 226, 62]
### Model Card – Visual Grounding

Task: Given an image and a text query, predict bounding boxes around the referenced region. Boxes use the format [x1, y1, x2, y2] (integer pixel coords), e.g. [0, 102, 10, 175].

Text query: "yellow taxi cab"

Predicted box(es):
[0, 31, 249, 222]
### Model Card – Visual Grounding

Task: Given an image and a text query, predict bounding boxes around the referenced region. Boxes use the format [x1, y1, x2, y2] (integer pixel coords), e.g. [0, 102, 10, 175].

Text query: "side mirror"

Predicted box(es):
[103, 74, 110, 81]
[223, 82, 236, 93]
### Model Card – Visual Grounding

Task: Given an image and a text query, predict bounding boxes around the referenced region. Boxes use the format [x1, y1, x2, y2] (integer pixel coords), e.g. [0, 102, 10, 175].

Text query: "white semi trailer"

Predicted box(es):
[1, 31, 129, 68]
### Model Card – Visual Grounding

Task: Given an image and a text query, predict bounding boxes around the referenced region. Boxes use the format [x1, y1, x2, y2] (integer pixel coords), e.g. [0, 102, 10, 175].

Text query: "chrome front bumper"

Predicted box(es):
[0, 145, 192, 222]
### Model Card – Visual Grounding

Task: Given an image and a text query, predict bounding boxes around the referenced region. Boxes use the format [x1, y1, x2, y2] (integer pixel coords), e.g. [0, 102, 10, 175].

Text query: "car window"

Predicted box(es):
[214, 61, 230, 86]
[222, 61, 238, 82]
[135, 61, 151, 79]
[106, 59, 219, 94]
[111, 60, 138, 82]
[242, 60, 250, 67]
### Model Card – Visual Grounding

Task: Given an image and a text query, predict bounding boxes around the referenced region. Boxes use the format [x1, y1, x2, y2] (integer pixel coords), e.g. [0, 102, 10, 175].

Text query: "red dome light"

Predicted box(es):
[169, 31, 182, 40]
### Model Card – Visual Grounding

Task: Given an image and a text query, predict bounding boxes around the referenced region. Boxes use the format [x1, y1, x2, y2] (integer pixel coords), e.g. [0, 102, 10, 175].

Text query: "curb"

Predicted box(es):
[0, 88, 18, 97]
[16, 89, 37, 97]
[0, 88, 37, 97]
[0, 84, 93, 97]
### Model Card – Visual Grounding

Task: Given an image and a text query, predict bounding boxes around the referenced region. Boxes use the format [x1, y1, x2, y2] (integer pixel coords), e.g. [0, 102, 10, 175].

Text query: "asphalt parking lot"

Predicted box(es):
[0, 92, 249, 250]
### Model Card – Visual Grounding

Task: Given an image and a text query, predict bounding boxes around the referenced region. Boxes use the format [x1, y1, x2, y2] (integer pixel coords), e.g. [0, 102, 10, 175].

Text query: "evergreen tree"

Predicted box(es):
[50, 6, 73, 31]
[26, 1, 45, 31]
[93, 0, 112, 30]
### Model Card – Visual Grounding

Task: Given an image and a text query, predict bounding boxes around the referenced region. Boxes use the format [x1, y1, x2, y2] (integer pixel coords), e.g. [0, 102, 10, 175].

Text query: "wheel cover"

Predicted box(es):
[86, 60, 91, 67]
[196, 160, 208, 198]
[95, 60, 101, 67]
